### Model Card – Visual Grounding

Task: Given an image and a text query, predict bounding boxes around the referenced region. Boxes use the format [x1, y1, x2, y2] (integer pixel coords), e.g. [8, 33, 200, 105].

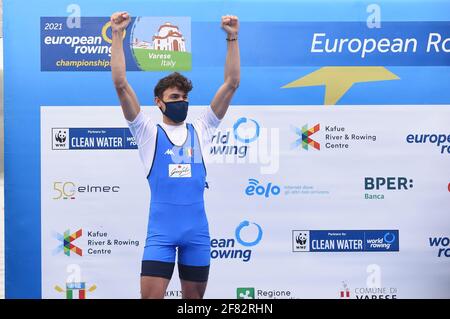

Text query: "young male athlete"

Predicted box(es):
[110, 12, 240, 299]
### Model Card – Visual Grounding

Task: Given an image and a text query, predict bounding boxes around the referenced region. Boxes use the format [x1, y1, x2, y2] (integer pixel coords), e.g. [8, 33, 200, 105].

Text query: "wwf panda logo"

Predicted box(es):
[55, 130, 67, 143]
[296, 232, 308, 246]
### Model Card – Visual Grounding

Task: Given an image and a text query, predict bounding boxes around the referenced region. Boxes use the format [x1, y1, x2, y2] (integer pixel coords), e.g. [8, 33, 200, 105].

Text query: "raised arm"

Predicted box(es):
[210, 15, 241, 120]
[111, 12, 141, 122]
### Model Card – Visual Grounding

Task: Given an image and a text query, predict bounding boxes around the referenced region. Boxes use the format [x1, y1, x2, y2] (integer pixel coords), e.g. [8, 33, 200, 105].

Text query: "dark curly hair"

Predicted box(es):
[154, 72, 193, 98]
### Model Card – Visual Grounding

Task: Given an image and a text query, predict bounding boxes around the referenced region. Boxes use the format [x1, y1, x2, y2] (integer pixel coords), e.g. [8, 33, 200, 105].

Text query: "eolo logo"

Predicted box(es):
[245, 179, 281, 198]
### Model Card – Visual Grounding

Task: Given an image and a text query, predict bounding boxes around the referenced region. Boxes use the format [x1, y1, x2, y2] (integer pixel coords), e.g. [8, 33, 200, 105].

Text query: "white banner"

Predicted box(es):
[41, 105, 450, 299]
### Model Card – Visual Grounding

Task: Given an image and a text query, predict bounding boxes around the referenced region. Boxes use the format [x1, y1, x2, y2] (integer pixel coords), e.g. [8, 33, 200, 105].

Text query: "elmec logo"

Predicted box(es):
[364, 177, 414, 200]
[53, 181, 121, 200]
[53, 128, 69, 149]
[291, 124, 320, 151]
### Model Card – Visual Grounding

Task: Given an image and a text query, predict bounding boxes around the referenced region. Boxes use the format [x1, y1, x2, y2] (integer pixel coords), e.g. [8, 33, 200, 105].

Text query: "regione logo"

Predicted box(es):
[53, 128, 69, 149]
[237, 288, 255, 299]
[169, 164, 192, 178]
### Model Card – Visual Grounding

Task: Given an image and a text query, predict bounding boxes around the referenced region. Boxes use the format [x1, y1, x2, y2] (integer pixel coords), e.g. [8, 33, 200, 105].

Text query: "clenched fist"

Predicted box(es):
[110, 12, 131, 33]
[221, 15, 239, 36]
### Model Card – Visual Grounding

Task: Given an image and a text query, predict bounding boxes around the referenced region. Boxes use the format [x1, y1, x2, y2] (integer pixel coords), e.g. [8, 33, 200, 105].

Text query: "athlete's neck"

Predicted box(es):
[162, 115, 184, 126]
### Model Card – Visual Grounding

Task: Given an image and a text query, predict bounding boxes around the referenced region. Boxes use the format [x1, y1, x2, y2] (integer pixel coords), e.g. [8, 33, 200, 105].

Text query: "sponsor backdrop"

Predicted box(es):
[5, 0, 450, 298]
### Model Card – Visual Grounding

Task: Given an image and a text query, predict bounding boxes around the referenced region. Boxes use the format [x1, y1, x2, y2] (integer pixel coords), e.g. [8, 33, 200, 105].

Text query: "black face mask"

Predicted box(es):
[160, 100, 189, 123]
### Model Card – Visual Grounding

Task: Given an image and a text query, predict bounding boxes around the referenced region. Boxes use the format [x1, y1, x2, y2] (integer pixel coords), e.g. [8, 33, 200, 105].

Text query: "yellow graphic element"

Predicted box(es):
[54, 285, 64, 293]
[282, 67, 400, 105]
[102, 21, 127, 44]
[88, 285, 97, 292]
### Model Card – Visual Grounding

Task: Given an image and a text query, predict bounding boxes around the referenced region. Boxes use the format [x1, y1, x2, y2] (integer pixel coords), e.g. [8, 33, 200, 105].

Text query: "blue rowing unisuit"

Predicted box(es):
[142, 123, 210, 266]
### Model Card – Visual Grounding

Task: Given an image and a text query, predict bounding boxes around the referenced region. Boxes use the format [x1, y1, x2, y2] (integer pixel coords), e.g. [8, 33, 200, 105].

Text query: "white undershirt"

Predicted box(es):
[126, 106, 221, 176]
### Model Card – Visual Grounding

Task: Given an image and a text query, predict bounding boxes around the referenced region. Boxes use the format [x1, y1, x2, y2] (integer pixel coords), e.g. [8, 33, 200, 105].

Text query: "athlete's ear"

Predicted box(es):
[155, 96, 165, 112]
